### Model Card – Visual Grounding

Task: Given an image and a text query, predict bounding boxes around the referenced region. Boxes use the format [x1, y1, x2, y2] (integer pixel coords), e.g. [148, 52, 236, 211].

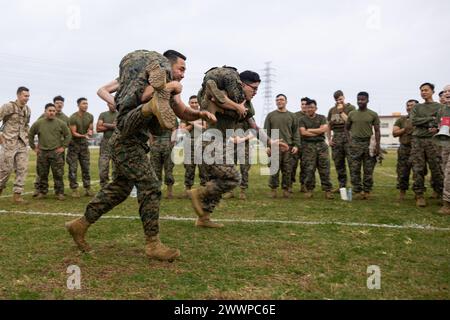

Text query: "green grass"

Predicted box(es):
[0, 149, 449, 300]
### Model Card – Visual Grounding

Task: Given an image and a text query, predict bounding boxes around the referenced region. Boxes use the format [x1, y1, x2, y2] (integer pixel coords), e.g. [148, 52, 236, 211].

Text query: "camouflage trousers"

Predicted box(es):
[348, 138, 377, 193]
[67, 140, 91, 190]
[184, 139, 208, 188]
[233, 142, 251, 189]
[99, 138, 116, 188]
[396, 144, 412, 191]
[34, 151, 65, 194]
[291, 148, 306, 187]
[84, 106, 162, 237]
[35, 149, 65, 195]
[442, 146, 450, 202]
[302, 141, 332, 192]
[150, 140, 175, 186]
[199, 142, 241, 214]
[411, 137, 443, 195]
[269, 150, 293, 190]
[0, 139, 28, 194]
[331, 132, 351, 188]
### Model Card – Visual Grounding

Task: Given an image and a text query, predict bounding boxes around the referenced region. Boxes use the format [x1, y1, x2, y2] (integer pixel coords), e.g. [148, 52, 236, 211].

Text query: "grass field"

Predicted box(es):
[0, 149, 449, 300]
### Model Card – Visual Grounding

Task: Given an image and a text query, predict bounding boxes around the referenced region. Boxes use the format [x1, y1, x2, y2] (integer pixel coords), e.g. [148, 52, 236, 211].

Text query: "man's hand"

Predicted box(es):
[56, 147, 65, 154]
[166, 81, 183, 95]
[329, 138, 336, 147]
[236, 102, 247, 118]
[291, 147, 299, 155]
[34, 147, 40, 155]
[429, 127, 439, 134]
[200, 111, 217, 124]
[270, 139, 290, 153]
[266, 147, 271, 157]
[374, 144, 381, 156]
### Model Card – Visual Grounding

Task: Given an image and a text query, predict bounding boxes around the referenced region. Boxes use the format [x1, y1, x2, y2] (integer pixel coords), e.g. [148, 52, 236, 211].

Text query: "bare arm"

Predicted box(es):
[70, 125, 87, 139]
[300, 127, 319, 137]
[97, 80, 119, 106]
[392, 126, 405, 138]
[171, 94, 216, 123]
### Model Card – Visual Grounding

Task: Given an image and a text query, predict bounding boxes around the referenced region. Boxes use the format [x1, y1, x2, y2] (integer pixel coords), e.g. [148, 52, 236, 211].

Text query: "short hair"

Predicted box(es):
[163, 50, 187, 63]
[357, 92, 369, 99]
[53, 95, 65, 103]
[334, 90, 344, 100]
[276, 94, 287, 100]
[17, 87, 29, 95]
[301, 97, 310, 103]
[189, 95, 198, 101]
[240, 71, 261, 84]
[77, 97, 87, 105]
[439, 91, 444, 97]
[407, 99, 419, 104]
[45, 103, 55, 110]
[420, 82, 435, 91]
[307, 99, 317, 106]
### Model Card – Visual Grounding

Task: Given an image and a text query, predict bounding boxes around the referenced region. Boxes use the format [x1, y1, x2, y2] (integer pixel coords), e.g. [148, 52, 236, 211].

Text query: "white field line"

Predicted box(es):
[0, 210, 449, 232]
[0, 180, 100, 198]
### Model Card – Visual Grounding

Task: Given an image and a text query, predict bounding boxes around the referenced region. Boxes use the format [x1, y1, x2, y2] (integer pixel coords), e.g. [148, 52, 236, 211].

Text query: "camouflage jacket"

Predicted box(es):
[0, 101, 31, 145]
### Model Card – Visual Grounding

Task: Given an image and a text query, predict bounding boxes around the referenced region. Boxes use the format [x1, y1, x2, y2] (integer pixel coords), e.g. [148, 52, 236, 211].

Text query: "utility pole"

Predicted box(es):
[262, 61, 275, 124]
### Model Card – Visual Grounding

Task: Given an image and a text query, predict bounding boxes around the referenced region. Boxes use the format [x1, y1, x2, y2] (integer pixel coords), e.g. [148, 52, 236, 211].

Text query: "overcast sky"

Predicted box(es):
[0, 0, 449, 125]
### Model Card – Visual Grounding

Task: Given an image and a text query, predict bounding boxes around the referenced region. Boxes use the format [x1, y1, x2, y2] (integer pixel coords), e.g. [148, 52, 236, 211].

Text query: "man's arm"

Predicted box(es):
[170, 94, 216, 123]
[61, 124, 72, 149]
[28, 122, 38, 150]
[70, 125, 87, 139]
[97, 80, 119, 106]
[411, 105, 434, 126]
[374, 124, 381, 155]
[97, 116, 116, 133]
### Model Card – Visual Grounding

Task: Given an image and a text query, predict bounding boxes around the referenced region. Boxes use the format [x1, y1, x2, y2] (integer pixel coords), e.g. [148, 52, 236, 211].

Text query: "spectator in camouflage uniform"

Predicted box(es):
[149, 118, 178, 199]
[410, 83, 444, 207]
[299, 99, 333, 199]
[180, 95, 208, 197]
[97, 103, 118, 188]
[34, 96, 70, 197]
[29, 103, 71, 200]
[392, 99, 417, 201]
[327, 90, 356, 192]
[346, 92, 381, 200]
[65, 50, 216, 262]
[264, 94, 300, 198]
[67, 98, 94, 198]
[0, 87, 31, 203]
[438, 85, 450, 215]
[291, 97, 309, 193]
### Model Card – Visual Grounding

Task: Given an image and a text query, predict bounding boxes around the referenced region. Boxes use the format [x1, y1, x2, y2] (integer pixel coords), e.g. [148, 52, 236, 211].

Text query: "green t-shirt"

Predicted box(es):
[394, 116, 413, 145]
[69, 112, 94, 141]
[299, 114, 328, 143]
[347, 108, 380, 139]
[264, 110, 301, 148]
[328, 103, 356, 132]
[28, 118, 71, 150]
[411, 102, 444, 138]
[39, 112, 70, 126]
[151, 118, 178, 143]
[98, 111, 118, 139]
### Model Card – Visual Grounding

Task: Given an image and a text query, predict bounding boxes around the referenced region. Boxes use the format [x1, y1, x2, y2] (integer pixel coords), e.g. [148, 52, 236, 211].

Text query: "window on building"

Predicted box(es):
[381, 123, 390, 129]
[381, 134, 390, 138]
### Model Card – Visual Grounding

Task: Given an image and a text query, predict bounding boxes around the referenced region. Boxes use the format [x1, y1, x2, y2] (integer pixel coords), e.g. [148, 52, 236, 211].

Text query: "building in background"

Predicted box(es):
[379, 113, 402, 147]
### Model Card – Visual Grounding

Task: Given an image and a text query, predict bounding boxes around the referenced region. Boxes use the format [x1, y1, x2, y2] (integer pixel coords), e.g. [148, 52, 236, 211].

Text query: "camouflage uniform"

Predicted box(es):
[394, 116, 413, 191]
[299, 114, 332, 192]
[328, 104, 356, 188]
[182, 120, 208, 188]
[84, 50, 173, 237]
[437, 105, 450, 202]
[67, 112, 94, 190]
[233, 119, 252, 189]
[291, 111, 305, 187]
[150, 123, 177, 187]
[0, 101, 31, 194]
[197, 66, 246, 214]
[410, 102, 444, 196]
[98, 111, 118, 188]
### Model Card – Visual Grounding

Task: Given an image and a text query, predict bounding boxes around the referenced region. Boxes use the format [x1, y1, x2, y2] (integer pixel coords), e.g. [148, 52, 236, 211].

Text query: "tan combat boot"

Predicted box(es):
[269, 189, 277, 199]
[13, 193, 26, 204]
[398, 191, 406, 201]
[189, 187, 207, 217]
[145, 235, 180, 262]
[325, 191, 335, 200]
[166, 185, 174, 199]
[223, 191, 235, 200]
[283, 189, 291, 198]
[147, 61, 167, 91]
[35, 193, 46, 200]
[438, 201, 450, 215]
[300, 185, 307, 193]
[84, 188, 94, 197]
[239, 189, 247, 200]
[415, 195, 427, 208]
[355, 192, 366, 201]
[196, 213, 224, 229]
[304, 191, 313, 199]
[430, 191, 439, 200]
[363, 192, 371, 200]
[142, 89, 177, 130]
[183, 187, 191, 199]
[72, 189, 80, 198]
[32, 190, 40, 197]
[57, 194, 65, 201]
[65, 217, 92, 252]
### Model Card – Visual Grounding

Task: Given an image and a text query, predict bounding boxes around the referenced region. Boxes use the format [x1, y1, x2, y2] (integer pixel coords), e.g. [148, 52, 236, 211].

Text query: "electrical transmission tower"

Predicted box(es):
[262, 61, 275, 124]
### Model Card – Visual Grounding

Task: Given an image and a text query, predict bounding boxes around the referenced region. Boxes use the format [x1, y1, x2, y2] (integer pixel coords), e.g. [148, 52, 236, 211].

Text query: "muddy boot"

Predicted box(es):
[430, 191, 439, 200]
[13, 193, 27, 204]
[189, 187, 207, 217]
[35, 193, 46, 200]
[57, 194, 65, 201]
[415, 195, 427, 208]
[84, 188, 94, 197]
[32, 189, 40, 198]
[65, 217, 92, 252]
[147, 61, 167, 91]
[239, 189, 247, 200]
[398, 191, 406, 201]
[72, 189, 80, 198]
[325, 191, 335, 200]
[166, 185, 174, 199]
[223, 191, 234, 200]
[196, 213, 224, 229]
[355, 192, 366, 201]
[142, 89, 177, 130]
[363, 192, 371, 200]
[304, 191, 313, 199]
[283, 189, 291, 198]
[300, 185, 307, 193]
[438, 201, 450, 215]
[269, 189, 277, 199]
[145, 235, 180, 262]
